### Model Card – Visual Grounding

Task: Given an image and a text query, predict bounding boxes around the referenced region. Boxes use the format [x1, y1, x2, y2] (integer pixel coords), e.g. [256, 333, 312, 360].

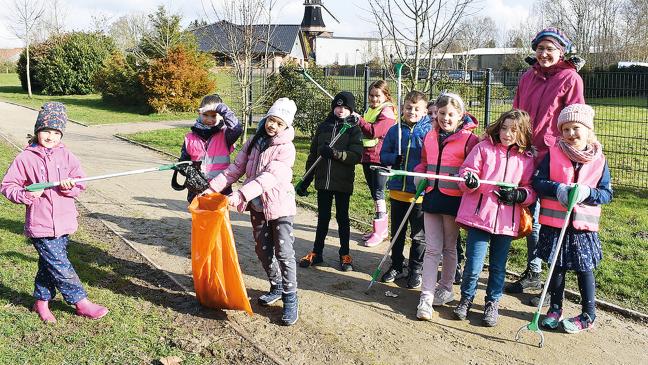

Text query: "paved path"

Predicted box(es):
[1, 101, 646, 364]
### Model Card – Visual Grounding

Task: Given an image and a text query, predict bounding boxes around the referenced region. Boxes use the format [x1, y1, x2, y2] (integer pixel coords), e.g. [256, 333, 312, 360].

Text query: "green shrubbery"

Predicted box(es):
[17, 32, 115, 95]
[94, 52, 144, 106]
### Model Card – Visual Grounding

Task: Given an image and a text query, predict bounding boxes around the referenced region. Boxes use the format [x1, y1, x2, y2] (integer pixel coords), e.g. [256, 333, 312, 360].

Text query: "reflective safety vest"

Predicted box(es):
[184, 132, 232, 180]
[362, 102, 393, 147]
[539, 145, 605, 231]
[422, 127, 474, 197]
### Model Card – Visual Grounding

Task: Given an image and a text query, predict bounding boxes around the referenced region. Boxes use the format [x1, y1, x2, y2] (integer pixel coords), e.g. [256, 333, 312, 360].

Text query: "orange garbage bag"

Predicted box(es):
[188, 192, 253, 315]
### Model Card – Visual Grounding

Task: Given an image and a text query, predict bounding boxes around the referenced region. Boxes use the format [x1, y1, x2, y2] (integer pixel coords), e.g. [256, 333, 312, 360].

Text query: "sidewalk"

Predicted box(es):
[1, 101, 646, 364]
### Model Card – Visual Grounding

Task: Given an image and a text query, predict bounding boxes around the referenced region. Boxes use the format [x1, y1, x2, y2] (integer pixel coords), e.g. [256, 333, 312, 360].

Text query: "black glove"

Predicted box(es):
[319, 145, 334, 159]
[294, 180, 309, 197]
[496, 187, 527, 205]
[171, 161, 210, 194]
[393, 155, 404, 169]
[464, 171, 480, 189]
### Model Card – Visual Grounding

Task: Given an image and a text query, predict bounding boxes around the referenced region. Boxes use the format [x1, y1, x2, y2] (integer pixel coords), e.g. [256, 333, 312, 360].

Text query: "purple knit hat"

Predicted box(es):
[34, 102, 68, 135]
[531, 28, 573, 53]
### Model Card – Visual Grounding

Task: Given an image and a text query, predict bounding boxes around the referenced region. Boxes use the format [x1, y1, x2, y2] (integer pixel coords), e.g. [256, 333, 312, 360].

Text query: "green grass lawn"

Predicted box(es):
[0, 141, 234, 363]
[125, 126, 648, 312]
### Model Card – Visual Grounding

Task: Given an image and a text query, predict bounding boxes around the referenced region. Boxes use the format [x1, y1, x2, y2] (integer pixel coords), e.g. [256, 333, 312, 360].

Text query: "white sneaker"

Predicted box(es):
[416, 298, 434, 321]
[432, 287, 455, 306]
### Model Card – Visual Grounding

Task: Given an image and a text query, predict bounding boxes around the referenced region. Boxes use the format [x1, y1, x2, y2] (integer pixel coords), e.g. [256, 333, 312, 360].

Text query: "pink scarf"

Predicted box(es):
[557, 139, 602, 164]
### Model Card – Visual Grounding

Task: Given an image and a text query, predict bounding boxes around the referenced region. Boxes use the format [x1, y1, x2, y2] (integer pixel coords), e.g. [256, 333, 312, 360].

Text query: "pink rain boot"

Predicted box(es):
[75, 298, 109, 320]
[32, 300, 56, 323]
[364, 216, 388, 247]
[362, 200, 380, 241]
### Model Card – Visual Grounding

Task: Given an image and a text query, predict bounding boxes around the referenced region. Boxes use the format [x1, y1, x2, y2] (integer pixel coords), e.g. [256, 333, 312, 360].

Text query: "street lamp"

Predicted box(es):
[354, 49, 360, 77]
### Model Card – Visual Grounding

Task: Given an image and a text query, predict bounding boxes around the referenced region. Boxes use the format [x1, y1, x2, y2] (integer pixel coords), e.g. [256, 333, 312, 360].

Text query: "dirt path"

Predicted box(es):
[1, 101, 646, 364]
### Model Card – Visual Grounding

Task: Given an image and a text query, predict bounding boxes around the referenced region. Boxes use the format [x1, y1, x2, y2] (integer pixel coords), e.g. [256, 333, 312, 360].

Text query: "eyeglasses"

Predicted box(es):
[536, 46, 559, 53]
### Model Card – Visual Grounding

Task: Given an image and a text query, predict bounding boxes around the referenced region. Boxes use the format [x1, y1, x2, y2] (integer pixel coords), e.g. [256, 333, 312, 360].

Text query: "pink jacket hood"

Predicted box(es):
[1, 143, 86, 238]
[209, 126, 296, 220]
[455, 138, 536, 236]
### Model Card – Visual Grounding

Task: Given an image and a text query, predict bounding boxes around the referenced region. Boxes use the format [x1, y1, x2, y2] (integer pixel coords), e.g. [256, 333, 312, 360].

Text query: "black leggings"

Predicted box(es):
[362, 163, 388, 201]
[313, 190, 351, 257]
[548, 267, 597, 321]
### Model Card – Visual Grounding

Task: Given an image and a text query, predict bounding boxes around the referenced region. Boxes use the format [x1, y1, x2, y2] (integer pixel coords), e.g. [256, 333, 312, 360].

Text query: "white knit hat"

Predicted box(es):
[558, 104, 595, 130]
[267, 98, 297, 126]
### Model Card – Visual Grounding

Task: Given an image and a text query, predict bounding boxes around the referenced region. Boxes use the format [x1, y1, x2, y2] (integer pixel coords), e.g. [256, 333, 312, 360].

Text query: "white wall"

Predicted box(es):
[315, 37, 396, 66]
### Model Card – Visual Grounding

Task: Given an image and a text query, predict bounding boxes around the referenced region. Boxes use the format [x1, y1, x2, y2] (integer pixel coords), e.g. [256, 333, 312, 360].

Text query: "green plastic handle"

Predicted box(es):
[415, 179, 427, 197]
[26, 182, 58, 192]
[567, 183, 579, 211]
[394, 63, 404, 75]
[496, 182, 518, 189]
[158, 163, 179, 171]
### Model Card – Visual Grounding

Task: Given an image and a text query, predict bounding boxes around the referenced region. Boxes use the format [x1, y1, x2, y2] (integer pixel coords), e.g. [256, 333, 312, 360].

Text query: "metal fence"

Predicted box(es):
[223, 66, 648, 190]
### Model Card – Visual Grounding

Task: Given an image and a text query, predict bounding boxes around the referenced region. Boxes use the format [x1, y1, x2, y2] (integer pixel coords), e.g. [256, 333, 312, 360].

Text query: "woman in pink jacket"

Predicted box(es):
[207, 98, 299, 326]
[1, 102, 108, 323]
[452, 109, 536, 327]
[507, 28, 586, 296]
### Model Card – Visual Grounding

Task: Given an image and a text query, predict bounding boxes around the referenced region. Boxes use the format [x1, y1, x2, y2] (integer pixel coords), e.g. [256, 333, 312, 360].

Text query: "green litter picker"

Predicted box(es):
[369, 166, 518, 189]
[26, 161, 191, 191]
[515, 184, 579, 347]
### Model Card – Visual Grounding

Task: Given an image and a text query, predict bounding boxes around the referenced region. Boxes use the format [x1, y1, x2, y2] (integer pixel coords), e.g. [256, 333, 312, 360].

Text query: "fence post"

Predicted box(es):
[484, 68, 492, 128]
[324, 67, 330, 77]
[364, 65, 370, 112]
[382, 68, 387, 80]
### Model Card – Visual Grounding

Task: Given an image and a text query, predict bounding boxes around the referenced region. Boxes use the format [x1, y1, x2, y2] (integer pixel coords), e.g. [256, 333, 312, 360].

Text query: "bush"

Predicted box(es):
[266, 61, 339, 138]
[1, 60, 17, 73]
[17, 32, 116, 95]
[94, 52, 145, 106]
[139, 45, 215, 113]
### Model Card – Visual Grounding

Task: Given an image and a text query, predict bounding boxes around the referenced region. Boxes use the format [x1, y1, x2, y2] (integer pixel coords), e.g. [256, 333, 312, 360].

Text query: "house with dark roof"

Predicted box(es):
[191, 21, 305, 71]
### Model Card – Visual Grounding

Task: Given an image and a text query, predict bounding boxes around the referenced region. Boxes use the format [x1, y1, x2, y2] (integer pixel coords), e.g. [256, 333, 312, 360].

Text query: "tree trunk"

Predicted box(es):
[26, 43, 32, 98]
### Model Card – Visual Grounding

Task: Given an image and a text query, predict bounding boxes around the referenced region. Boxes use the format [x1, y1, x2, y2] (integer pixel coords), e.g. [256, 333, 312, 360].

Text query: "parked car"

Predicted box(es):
[448, 70, 470, 82]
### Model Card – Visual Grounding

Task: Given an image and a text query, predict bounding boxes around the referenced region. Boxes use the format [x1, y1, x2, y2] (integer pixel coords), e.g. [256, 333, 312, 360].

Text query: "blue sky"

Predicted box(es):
[0, 0, 535, 48]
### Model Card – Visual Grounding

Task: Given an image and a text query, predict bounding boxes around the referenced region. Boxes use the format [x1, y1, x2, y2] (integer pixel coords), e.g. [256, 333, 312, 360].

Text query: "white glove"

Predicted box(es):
[575, 184, 591, 204]
[556, 183, 569, 208]
[413, 175, 425, 187]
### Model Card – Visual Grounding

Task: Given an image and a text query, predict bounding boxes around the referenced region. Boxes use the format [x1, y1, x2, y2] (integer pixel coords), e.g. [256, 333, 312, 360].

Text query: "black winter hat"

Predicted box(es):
[331, 91, 355, 113]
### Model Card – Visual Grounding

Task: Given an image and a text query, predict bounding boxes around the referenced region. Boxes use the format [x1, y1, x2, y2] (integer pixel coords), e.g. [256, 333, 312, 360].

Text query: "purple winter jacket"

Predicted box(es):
[209, 125, 296, 221]
[455, 138, 536, 237]
[1, 143, 86, 238]
[514, 60, 584, 164]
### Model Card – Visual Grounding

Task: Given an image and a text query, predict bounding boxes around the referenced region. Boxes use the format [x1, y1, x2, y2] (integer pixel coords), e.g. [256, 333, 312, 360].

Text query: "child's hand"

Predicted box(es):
[575, 185, 591, 204]
[464, 171, 480, 189]
[556, 183, 569, 207]
[59, 179, 76, 190]
[201, 188, 215, 195]
[319, 145, 334, 159]
[27, 189, 44, 198]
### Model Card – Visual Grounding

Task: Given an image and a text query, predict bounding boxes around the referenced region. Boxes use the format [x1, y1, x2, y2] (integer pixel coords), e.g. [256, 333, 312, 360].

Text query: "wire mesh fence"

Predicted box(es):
[222, 66, 648, 190]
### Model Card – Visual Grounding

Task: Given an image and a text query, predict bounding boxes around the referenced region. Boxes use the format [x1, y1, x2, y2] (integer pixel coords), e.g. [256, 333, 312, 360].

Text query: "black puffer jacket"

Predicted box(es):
[302, 114, 363, 194]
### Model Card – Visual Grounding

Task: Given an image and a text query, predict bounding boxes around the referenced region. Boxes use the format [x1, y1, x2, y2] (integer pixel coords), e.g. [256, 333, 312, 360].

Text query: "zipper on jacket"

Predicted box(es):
[433, 140, 445, 190]
[402, 124, 413, 192]
[493, 146, 513, 232]
[325, 123, 338, 190]
[474, 193, 483, 214]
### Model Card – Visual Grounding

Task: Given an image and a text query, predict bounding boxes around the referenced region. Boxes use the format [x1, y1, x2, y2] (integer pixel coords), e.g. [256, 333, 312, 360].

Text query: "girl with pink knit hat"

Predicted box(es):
[532, 103, 613, 333]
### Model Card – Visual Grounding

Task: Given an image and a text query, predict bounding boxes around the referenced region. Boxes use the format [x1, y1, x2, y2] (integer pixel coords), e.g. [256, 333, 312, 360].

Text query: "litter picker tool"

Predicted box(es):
[370, 166, 518, 189]
[26, 161, 192, 191]
[515, 184, 579, 348]
[394, 63, 404, 159]
[295, 119, 359, 189]
[297, 68, 334, 100]
[366, 179, 427, 293]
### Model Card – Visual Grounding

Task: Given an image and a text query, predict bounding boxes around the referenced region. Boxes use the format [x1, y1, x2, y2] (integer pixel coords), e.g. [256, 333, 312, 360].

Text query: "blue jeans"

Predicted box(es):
[460, 228, 513, 302]
[527, 200, 542, 273]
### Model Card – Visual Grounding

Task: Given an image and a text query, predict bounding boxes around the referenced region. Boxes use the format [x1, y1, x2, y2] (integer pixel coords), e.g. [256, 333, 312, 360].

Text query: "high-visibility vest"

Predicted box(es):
[539, 145, 605, 231]
[362, 102, 393, 147]
[184, 132, 232, 179]
[422, 127, 474, 197]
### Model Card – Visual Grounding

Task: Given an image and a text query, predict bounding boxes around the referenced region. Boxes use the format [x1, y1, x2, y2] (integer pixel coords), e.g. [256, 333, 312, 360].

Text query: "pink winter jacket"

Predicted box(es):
[513, 61, 584, 163]
[358, 106, 396, 164]
[209, 126, 296, 221]
[455, 138, 536, 237]
[1, 143, 86, 238]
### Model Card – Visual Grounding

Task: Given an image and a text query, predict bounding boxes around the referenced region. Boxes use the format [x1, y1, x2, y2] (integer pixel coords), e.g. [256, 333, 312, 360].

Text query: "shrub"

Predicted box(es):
[94, 52, 145, 106]
[139, 45, 215, 113]
[17, 32, 115, 95]
[266, 61, 339, 138]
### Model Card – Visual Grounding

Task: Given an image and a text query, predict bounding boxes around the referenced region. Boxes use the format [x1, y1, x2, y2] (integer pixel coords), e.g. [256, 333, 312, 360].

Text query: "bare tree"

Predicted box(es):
[6, 0, 45, 98]
[202, 0, 278, 140]
[42, 0, 66, 35]
[620, 0, 648, 62]
[368, 0, 477, 92]
[109, 14, 151, 53]
[452, 16, 497, 71]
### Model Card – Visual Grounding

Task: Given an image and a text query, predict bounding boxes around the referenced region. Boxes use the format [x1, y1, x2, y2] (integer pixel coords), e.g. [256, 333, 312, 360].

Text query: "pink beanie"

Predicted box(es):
[558, 104, 595, 130]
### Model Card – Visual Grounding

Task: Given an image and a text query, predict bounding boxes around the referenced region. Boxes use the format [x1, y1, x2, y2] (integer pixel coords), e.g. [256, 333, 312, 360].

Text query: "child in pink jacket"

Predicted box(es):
[207, 98, 299, 326]
[1, 102, 108, 323]
[452, 109, 536, 326]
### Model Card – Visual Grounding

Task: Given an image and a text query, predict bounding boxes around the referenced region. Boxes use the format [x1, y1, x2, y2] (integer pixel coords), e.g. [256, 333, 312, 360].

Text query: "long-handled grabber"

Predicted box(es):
[294, 119, 359, 190]
[26, 161, 192, 191]
[297, 68, 334, 100]
[369, 166, 518, 189]
[515, 184, 579, 348]
[366, 179, 427, 293]
[394, 63, 404, 161]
